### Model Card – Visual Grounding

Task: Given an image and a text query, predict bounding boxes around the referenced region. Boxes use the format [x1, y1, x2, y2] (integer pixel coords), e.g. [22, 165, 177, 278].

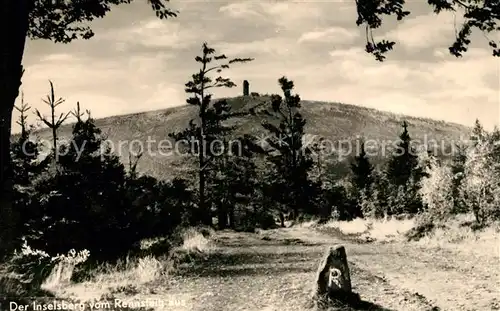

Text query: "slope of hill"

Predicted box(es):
[26, 95, 471, 180]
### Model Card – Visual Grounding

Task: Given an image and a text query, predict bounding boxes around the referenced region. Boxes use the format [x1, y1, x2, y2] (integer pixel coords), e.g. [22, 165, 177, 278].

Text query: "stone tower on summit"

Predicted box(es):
[243, 80, 249, 96]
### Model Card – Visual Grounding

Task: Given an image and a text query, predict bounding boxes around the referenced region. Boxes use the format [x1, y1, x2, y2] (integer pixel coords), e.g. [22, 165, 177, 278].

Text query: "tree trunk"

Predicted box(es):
[253, 203, 257, 228]
[320, 201, 332, 223]
[228, 205, 235, 229]
[198, 161, 211, 226]
[217, 202, 228, 229]
[279, 211, 285, 228]
[0, 0, 30, 259]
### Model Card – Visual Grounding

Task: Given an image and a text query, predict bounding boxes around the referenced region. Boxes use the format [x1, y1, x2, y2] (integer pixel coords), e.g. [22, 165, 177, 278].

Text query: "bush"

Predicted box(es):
[418, 155, 455, 221]
[258, 212, 279, 229]
[17, 116, 194, 262]
[7, 239, 89, 290]
[405, 217, 436, 241]
[459, 139, 500, 224]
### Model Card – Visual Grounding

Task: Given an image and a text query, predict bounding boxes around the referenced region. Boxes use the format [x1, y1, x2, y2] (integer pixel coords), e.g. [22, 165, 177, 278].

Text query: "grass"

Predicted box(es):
[318, 216, 415, 243]
[25, 226, 215, 306]
[50, 254, 168, 302]
[178, 227, 216, 253]
[412, 213, 500, 257]
[0, 225, 218, 309]
[315, 213, 499, 267]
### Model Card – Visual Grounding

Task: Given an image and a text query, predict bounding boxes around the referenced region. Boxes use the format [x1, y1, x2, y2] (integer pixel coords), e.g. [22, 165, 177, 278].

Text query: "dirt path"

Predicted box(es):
[144, 229, 444, 311]
[95, 227, 497, 311]
[271, 227, 500, 311]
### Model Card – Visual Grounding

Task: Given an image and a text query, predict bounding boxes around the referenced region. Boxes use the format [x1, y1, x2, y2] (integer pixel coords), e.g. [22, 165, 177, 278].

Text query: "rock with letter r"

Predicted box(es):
[314, 245, 352, 299]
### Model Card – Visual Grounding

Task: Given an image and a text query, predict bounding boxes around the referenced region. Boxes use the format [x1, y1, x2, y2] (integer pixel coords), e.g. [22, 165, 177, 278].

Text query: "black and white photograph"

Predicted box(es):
[0, 0, 499, 310]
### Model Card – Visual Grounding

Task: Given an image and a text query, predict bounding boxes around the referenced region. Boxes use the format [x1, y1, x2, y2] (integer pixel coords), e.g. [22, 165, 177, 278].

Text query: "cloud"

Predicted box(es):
[264, 1, 359, 30]
[100, 19, 218, 51]
[39, 53, 75, 62]
[322, 47, 499, 129]
[15, 51, 186, 129]
[298, 27, 359, 45]
[219, 2, 265, 20]
[215, 37, 296, 58]
[219, 1, 357, 32]
[384, 10, 466, 51]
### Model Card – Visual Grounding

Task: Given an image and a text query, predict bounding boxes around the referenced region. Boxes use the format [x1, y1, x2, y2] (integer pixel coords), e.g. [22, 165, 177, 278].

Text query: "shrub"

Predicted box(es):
[168, 227, 215, 266]
[7, 239, 89, 290]
[357, 188, 381, 219]
[418, 155, 455, 221]
[257, 212, 278, 229]
[459, 140, 500, 224]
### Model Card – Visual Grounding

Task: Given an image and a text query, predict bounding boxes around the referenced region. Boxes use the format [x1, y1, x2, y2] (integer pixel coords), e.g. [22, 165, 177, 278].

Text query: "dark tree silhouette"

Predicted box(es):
[11, 93, 41, 186]
[169, 42, 252, 226]
[356, 0, 500, 61]
[14, 92, 30, 139]
[450, 142, 468, 214]
[0, 0, 177, 258]
[348, 140, 375, 219]
[350, 140, 374, 193]
[385, 121, 425, 215]
[30, 109, 126, 259]
[25, 102, 191, 260]
[70, 101, 91, 124]
[34, 81, 70, 163]
[386, 121, 419, 187]
[211, 141, 258, 230]
[259, 77, 316, 220]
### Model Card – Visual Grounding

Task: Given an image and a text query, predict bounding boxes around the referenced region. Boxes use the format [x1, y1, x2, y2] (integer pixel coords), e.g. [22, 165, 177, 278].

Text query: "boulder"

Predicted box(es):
[314, 245, 352, 299]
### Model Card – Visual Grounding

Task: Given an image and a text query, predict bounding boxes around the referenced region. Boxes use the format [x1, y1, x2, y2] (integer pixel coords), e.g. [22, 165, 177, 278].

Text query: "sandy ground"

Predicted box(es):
[274, 227, 500, 311]
[53, 226, 499, 311]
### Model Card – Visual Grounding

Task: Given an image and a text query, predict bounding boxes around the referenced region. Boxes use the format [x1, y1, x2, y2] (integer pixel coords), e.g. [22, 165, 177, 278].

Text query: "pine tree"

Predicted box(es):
[386, 121, 419, 187]
[450, 142, 468, 213]
[203, 103, 258, 230]
[211, 143, 257, 229]
[350, 140, 374, 193]
[169, 43, 253, 226]
[470, 118, 487, 145]
[34, 81, 70, 165]
[10, 94, 47, 244]
[349, 140, 374, 218]
[258, 77, 315, 220]
[11, 93, 41, 186]
[33, 106, 133, 259]
[488, 126, 500, 168]
[385, 121, 424, 215]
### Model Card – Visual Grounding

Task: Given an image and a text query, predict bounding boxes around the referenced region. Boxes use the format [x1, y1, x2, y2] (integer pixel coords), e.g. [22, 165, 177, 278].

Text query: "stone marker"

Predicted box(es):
[314, 245, 352, 299]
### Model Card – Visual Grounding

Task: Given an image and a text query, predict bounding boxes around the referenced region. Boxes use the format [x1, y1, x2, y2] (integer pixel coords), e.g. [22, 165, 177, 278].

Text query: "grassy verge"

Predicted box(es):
[0, 226, 216, 310]
[313, 213, 499, 258]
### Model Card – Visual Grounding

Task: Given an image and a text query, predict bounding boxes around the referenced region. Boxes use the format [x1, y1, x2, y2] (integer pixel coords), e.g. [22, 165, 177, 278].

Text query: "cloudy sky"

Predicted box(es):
[14, 0, 499, 133]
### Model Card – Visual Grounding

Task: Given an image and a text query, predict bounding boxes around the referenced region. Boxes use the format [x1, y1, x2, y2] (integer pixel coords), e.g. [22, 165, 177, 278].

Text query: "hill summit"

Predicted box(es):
[30, 95, 470, 180]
